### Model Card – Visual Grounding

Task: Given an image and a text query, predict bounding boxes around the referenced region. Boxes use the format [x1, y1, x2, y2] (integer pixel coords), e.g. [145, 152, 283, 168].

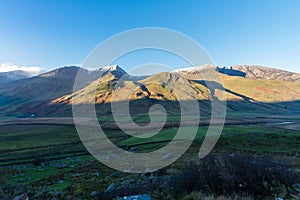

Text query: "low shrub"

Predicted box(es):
[171, 154, 300, 199]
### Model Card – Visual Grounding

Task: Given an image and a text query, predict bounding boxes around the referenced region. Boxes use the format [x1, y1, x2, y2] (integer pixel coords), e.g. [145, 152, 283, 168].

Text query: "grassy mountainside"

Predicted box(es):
[175, 65, 300, 102]
[51, 66, 300, 116]
[0, 65, 300, 117]
[220, 74, 300, 102]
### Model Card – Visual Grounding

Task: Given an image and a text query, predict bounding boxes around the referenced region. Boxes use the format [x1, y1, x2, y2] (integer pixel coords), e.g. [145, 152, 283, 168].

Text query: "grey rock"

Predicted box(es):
[58, 179, 64, 183]
[114, 194, 151, 200]
[121, 179, 131, 186]
[90, 191, 98, 196]
[57, 163, 68, 169]
[12, 194, 29, 200]
[104, 183, 116, 193]
[294, 183, 300, 188]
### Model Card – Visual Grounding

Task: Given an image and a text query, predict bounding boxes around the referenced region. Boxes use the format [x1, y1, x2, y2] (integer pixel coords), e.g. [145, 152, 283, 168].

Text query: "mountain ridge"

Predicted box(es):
[175, 64, 300, 82]
[231, 65, 300, 82]
[0, 70, 31, 84]
[0, 64, 299, 117]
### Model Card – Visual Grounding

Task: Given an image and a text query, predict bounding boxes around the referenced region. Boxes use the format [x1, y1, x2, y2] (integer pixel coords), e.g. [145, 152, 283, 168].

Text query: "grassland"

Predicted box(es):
[0, 114, 299, 199]
[220, 74, 300, 102]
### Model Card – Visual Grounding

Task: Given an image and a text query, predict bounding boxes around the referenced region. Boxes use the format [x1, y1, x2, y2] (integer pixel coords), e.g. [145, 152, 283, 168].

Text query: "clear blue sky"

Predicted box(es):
[0, 0, 300, 73]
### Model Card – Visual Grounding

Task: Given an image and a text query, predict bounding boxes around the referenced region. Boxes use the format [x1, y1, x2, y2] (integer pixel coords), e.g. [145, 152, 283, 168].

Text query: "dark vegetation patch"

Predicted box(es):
[171, 154, 300, 199]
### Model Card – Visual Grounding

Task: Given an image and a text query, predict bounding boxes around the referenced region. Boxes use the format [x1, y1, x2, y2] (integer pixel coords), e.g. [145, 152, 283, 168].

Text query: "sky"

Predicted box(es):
[0, 0, 300, 74]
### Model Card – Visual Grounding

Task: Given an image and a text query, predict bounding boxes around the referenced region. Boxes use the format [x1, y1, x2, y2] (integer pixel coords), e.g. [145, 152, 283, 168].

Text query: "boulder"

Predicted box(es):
[13, 194, 28, 200]
[104, 183, 116, 193]
[115, 194, 151, 200]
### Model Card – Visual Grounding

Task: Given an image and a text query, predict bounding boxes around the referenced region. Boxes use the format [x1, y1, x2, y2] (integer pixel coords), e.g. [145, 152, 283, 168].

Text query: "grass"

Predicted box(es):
[6, 166, 60, 185]
[1, 123, 299, 167]
[218, 125, 300, 154]
[0, 117, 299, 199]
[50, 179, 72, 191]
[0, 125, 83, 162]
[98, 114, 202, 124]
[118, 127, 207, 148]
[119, 125, 300, 155]
[221, 74, 300, 102]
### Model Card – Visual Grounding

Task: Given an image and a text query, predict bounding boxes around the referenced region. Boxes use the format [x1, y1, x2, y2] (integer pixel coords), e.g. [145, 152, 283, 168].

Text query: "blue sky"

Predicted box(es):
[0, 0, 300, 73]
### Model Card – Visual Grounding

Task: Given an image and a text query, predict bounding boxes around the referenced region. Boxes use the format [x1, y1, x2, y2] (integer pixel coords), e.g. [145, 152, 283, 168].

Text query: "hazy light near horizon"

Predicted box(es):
[0, 62, 44, 76]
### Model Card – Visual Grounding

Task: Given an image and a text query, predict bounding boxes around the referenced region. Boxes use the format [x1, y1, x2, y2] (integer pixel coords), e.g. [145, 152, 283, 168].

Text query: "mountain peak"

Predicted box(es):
[173, 64, 216, 73]
[95, 65, 128, 78]
[101, 65, 120, 71]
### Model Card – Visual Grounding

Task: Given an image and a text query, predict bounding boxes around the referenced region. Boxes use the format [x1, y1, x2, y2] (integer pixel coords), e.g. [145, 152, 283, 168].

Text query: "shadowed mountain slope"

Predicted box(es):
[0, 65, 128, 116]
[0, 65, 299, 117]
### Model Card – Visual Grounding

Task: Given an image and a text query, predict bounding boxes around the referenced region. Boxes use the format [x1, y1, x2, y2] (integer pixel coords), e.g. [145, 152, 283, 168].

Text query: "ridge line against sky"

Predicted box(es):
[0, 0, 299, 73]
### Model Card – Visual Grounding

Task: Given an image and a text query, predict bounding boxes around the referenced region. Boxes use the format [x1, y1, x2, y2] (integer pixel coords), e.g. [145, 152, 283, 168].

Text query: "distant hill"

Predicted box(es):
[0, 66, 90, 116]
[176, 65, 300, 102]
[177, 64, 300, 82]
[0, 66, 88, 101]
[0, 64, 300, 117]
[0, 70, 30, 84]
[227, 65, 300, 82]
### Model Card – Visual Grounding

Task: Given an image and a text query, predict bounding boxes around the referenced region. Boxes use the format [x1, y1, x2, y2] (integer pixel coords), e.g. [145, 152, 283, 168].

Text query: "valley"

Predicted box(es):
[0, 65, 299, 199]
[0, 113, 299, 199]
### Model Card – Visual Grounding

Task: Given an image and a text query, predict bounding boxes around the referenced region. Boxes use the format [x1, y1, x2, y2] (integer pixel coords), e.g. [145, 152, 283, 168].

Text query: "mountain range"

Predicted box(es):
[0, 70, 31, 84]
[0, 65, 299, 117]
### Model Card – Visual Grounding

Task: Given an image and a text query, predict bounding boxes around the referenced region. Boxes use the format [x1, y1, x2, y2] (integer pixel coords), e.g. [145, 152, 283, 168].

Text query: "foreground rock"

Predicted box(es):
[114, 194, 151, 200]
[13, 194, 28, 200]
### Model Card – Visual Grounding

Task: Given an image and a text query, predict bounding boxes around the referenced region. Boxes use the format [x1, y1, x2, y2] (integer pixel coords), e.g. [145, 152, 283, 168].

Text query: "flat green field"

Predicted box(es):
[0, 116, 299, 199]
